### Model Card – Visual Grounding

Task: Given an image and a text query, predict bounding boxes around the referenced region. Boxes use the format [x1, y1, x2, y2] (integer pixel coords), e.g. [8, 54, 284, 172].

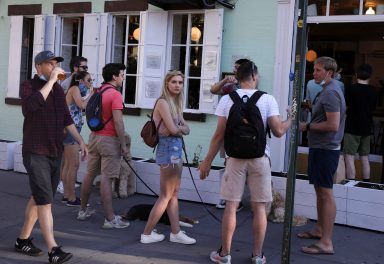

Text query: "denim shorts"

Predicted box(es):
[156, 136, 183, 165]
[63, 126, 81, 145]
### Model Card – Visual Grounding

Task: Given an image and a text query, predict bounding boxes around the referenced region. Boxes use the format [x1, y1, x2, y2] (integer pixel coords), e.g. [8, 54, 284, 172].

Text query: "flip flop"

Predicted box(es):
[301, 244, 335, 255]
[297, 231, 321, 239]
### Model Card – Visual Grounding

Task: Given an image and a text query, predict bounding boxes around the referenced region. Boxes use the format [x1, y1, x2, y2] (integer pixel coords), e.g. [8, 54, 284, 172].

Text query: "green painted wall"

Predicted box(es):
[0, 1, 277, 166]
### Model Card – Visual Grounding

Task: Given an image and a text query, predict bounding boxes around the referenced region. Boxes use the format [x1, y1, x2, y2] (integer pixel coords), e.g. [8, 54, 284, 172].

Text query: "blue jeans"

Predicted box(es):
[156, 136, 183, 165]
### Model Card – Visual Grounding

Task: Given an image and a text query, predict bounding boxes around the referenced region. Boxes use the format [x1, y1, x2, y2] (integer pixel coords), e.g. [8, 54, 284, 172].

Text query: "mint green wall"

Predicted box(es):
[0, 1, 277, 166]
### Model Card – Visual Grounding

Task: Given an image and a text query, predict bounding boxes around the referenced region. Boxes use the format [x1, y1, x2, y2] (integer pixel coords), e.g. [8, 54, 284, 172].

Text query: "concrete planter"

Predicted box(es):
[13, 142, 27, 173]
[133, 159, 224, 205]
[272, 176, 384, 232]
[0, 140, 18, 170]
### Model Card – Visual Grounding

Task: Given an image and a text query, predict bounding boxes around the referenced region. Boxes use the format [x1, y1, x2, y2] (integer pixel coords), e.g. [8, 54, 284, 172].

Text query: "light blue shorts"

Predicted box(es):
[156, 136, 183, 165]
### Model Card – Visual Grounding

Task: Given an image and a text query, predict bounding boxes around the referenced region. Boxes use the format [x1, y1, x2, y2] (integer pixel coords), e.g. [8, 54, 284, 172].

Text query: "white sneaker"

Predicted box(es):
[170, 230, 196, 244]
[140, 230, 165, 244]
[77, 207, 96, 221]
[102, 215, 130, 229]
[216, 199, 226, 209]
[56, 181, 64, 194]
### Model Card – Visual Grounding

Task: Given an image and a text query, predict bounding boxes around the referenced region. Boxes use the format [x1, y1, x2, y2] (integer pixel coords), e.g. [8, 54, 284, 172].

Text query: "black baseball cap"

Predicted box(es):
[34, 50, 64, 65]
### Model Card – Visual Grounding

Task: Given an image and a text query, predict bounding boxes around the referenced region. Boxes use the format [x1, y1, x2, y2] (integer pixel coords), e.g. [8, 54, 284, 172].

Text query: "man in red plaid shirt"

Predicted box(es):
[14, 51, 88, 264]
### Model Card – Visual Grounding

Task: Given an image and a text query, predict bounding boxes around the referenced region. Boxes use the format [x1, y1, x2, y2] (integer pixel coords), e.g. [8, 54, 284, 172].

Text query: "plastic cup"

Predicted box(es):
[57, 73, 66, 81]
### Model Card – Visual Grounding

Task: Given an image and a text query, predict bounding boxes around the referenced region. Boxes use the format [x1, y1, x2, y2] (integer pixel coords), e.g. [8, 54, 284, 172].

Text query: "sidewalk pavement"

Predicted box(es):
[0, 169, 383, 264]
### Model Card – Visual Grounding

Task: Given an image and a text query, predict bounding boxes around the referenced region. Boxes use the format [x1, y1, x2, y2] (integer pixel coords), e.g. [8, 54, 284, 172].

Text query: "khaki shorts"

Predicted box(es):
[87, 133, 121, 179]
[221, 156, 272, 203]
[343, 133, 370, 156]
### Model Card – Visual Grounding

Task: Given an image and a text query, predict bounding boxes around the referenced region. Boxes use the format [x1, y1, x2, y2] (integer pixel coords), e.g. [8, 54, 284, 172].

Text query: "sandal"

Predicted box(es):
[301, 244, 335, 255]
[297, 231, 321, 239]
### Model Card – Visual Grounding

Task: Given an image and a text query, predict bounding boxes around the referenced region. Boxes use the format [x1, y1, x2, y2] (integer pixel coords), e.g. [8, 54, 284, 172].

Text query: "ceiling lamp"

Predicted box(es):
[191, 26, 202, 42]
[365, 1, 376, 15]
[133, 28, 140, 41]
[366, 6, 376, 14]
[306, 50, 317, 62]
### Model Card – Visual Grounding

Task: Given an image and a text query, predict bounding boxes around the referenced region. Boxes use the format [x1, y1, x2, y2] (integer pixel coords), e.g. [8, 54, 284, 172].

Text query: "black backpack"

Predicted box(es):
[85, 86, 113, 131]
[224, 90, 267, 159]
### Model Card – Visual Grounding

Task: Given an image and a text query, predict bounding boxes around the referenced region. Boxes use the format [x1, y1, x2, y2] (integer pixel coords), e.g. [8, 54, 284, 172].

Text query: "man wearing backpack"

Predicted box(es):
[77, 63, 130, 229]
[199, 61, 292, 264]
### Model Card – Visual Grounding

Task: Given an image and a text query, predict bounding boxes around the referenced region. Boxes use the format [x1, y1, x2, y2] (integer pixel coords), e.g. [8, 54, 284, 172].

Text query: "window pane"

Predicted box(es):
[171, 46, 186, 72]
[308, 0, 327, 16]
[187, 78, 200, 110]
[126, 46, 138, 74]
[189, 46, 202, 77]
[114, 16, 126, 46]
[331, 0, 360, 15]
[124, 76, 137, 104]
[62, 18, 79, 45]
[128, 15, 140, 44]
[114, 46, 125, 65]
[61, 46, 78, 72]
[172, 14, 188, 44]
[190, 14, 204, 44]
[20, 18, 34, 88]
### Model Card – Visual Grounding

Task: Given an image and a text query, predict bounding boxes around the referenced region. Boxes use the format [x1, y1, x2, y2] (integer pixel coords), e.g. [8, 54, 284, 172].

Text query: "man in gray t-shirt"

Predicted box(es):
[298, 57, 346, 256]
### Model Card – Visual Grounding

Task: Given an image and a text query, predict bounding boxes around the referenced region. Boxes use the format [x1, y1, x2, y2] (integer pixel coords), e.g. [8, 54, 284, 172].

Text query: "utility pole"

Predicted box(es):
[281, 0, 308, 263]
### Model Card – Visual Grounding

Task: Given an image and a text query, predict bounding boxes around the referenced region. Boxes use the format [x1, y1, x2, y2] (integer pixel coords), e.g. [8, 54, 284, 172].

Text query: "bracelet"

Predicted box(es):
[306, 123, 311, 131]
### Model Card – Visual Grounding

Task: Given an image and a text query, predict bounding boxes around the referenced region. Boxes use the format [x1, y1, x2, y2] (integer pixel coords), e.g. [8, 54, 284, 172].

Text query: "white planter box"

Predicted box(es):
[134, 160, 224, 205]
[271, 176, 384, 231]
[13, 142, 27, 173]
[346, 181, 384, 232]
[0, 140, 18, 170]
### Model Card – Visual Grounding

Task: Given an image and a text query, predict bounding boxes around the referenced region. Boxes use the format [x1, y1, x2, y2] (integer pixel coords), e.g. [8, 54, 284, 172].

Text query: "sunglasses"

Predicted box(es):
[78, 65, 88, 70]
[87, 78, 93, 82]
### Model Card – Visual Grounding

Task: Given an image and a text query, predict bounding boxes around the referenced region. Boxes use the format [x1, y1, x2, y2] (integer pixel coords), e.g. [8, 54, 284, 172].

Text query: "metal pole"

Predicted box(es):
[281, 0, 308, 263]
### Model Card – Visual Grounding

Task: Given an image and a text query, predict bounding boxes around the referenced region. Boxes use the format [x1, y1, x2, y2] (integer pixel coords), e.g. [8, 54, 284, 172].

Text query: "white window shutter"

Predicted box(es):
[7, 16, 23, 98]
[83, 13, 110, 87]
[137, 10, 168, 109]
[31, 15, 45, 77]
[199, 9, 224, 114]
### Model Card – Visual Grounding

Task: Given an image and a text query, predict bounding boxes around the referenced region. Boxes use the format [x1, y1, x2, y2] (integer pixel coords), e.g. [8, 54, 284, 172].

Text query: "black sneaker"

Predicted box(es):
[14, 237, 43, 256]
[48, 246, 73, 264]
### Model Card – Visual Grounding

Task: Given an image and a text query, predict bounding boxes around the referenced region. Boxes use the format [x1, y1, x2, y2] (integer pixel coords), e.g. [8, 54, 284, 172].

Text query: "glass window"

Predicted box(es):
[308, 1, 381, 16]
[112, 15, 140, 105]
[60, 17, 83, 72]
[20, 17, 34, 96]
[170, 13, 205, 110]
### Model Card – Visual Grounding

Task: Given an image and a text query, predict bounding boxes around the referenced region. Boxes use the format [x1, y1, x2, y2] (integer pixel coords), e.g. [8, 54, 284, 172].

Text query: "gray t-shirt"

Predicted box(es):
[308, 79, 346, 150]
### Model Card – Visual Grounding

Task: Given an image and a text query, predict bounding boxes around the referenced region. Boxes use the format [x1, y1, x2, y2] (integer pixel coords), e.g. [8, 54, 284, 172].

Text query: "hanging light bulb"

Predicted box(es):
[133, 28, 140, 41]
[366, 6, 376, 14]
[191, 26, 201, 42]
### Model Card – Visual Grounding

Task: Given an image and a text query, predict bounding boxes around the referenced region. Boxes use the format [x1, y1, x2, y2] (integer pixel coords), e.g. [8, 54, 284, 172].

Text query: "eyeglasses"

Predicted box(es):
[78, 65, 88, 70]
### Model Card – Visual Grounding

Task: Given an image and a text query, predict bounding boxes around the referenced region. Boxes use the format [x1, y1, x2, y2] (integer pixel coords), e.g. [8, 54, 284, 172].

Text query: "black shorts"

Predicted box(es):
[308, 148, 340, 189]
[23, 153, 62, 205]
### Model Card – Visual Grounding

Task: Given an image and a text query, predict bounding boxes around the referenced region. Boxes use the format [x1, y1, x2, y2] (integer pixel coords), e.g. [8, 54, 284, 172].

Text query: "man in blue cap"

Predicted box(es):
[14, 50, 88, 264]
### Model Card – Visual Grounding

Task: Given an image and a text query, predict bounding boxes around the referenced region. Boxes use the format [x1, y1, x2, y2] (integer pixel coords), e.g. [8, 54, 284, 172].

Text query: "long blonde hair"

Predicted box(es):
[160, 70, 184, 119]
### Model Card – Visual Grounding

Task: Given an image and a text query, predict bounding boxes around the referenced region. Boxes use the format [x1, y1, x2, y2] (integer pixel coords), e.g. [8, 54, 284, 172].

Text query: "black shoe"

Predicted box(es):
[48, 246, 73, 264]
[15, 237, 43, 256]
